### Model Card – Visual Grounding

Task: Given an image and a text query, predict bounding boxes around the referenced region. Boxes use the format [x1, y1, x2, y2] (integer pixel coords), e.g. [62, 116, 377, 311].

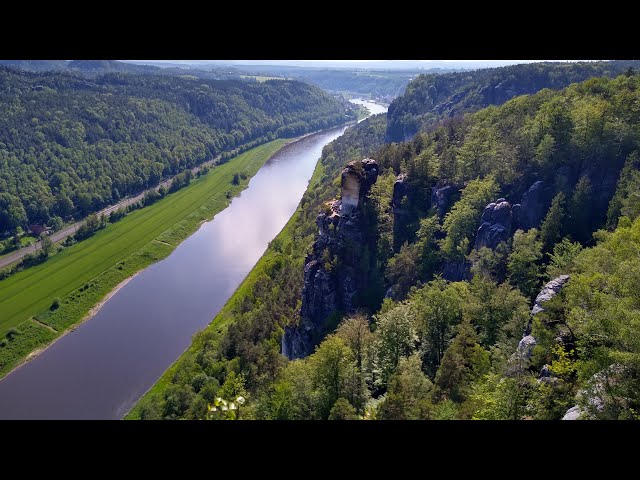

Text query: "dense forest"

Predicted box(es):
[0, 60, 241, 80]
[386, 60, 640, 142]
[0, 66, 355, 233]
[132, 66, 640, 420]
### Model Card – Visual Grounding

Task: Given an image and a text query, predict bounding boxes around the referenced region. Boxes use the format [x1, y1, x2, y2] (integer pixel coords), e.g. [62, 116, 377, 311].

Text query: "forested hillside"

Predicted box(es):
[129, 114, 388, 419]
[131, 69, 640, 420]
[0, 67, 354, 232]
[201, 65, 421, 102]
[386, 60, 640, 142]
[280, 69, 417, 102]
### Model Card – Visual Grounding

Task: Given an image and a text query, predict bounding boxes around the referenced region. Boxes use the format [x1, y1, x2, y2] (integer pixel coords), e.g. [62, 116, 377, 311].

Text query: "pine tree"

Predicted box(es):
[434, 320, 490, 403]
[540, 192, 566, 251]
[568, 176, 593, 243]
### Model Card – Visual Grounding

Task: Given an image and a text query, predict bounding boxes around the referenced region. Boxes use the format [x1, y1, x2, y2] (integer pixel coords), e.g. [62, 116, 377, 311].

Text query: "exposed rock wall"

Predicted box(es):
[282, 159, 379, 359]
[509, 275, 570, 372]
[512, 180, 554, 231]
[431, 185, 459, 219]
[475, 198, 513, 250]
[392, 173, 410, 249]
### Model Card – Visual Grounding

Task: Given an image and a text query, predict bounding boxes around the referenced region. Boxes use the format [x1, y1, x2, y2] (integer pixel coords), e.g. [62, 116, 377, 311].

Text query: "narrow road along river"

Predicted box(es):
[0, 100, 386, 419]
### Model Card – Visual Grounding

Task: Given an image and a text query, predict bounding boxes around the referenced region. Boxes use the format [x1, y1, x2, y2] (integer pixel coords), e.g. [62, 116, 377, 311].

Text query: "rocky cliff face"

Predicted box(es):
[509, 275, 571, 373]
[392, 173, 410, 249]
[475, 198, 513, 250]
[474, 180, 554, 253]
[512, 180, 554, 231]
[282, 159, 379, 359]
[431, 185, 459, 219]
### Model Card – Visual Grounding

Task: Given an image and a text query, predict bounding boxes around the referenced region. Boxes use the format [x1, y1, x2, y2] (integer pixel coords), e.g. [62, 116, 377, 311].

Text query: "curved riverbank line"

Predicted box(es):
[0, 123, 352, 419]
[0, 140, 287, 382]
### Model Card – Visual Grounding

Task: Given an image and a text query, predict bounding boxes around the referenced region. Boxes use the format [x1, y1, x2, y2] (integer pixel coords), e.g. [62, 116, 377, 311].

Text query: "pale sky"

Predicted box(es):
[125, 60, 590, 70]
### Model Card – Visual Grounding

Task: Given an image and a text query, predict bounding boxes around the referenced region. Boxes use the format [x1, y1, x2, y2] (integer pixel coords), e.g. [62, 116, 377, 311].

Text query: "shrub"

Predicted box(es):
[51, 297, 61, 310]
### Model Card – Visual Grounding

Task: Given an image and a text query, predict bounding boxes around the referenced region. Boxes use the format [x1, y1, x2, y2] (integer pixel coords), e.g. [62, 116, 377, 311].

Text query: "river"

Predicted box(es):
[0, 100, 387, 419]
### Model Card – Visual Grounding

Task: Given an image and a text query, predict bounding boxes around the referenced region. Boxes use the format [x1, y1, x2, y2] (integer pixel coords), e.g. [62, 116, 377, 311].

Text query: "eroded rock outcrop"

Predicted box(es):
[562, 364, 627, 420]
[282, 159, 379, 359]
[392, 174, 410, 249]
[431, 185, 459, 218]
[509, 275, 570, 372]
[475, 198, 513, 250]
[512, 180, 554, 231]
[392, 174, 409, 217]
[530, 274, 571, 317]
[441, 259, 471, 282]
[474, 180, 555, 255]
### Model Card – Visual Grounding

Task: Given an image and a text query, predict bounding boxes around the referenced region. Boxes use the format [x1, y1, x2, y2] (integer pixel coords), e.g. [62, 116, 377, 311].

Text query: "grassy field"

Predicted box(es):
[0, 140, 286, 378]
[125, 144, 329, 419]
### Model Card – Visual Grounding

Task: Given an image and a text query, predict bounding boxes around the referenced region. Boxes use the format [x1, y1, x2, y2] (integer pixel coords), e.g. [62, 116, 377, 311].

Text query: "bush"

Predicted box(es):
[51, 297, 61, 310]
[6, 327, 19, 340]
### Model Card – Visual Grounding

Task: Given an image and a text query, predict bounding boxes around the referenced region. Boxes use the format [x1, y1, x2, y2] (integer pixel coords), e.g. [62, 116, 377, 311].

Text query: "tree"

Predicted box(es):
[55, 194, 75, 218]
[545, 237, 582, 279]
[256, 360, 319, 420]
[308, 335, 360, 419]
[440, 177, 499, 259]
[373, 302, 418, 386]
[328, 398, 358, 420]
[540, 192, 566, 251]
[471, 372, 535, 420]
[410, 278, 468, 377]
[385, 241, 421, 299]
[508, 228, 543, 299]
[415, 214, 441, 278]
[607, 152, 640, 228]
[76, 193, 93, 216]
[40, 234, 53, 257]
[50, 216, 64, 231]
[468, 242, 509, 282]
[620, 171, 640, 223]
[567, 176, 593, 243]
[378, 354, 433, 420]
[434, 320, 490, 403]
[162, 384, 195, 419]
[534, 133, 556, 169]
[465, 276, 530, 348]
[0, 193, 27, 233]
[336, 315, 374, 410]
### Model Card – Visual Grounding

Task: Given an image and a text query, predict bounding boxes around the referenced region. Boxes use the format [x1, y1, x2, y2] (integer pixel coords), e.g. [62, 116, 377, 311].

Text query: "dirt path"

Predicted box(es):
[0, 124, 357, 272]
[0, 154, 223, 270]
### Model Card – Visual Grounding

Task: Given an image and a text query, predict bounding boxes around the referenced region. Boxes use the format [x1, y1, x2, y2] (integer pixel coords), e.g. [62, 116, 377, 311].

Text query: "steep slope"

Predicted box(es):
[128, 114, 388, 419]
[0, 67, 354, 231]
[277, 73, 640, 419]
[386, 60, 640, 142]
[131, 68, 640, 420]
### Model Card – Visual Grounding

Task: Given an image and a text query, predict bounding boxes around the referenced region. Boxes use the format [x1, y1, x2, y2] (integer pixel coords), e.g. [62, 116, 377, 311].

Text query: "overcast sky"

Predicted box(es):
[125, 60, 588, 70]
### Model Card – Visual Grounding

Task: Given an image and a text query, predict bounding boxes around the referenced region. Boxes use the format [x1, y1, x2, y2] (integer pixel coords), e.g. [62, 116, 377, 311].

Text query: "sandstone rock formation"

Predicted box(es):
[512, 180, 554, 231]
[431, 185, 459, 218]
[509, 275, 570, 372]
[475, 198, 513, 250]
[282, 159, 379, 359]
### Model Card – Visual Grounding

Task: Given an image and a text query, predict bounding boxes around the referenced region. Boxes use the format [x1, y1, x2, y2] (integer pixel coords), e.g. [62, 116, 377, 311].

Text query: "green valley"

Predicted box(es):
[0, 140, 285, 378]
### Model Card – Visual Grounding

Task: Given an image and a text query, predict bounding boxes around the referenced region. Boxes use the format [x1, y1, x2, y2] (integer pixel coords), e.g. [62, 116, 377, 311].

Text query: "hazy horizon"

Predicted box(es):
[123, 60, 591, 70]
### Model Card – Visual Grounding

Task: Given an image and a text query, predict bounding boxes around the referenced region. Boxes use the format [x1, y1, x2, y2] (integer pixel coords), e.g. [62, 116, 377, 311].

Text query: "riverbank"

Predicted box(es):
[0, 140, 288, 381]
[125, 121, 365, 420]
[126, 103, 387, 419]
[4, 272, 140, 378]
